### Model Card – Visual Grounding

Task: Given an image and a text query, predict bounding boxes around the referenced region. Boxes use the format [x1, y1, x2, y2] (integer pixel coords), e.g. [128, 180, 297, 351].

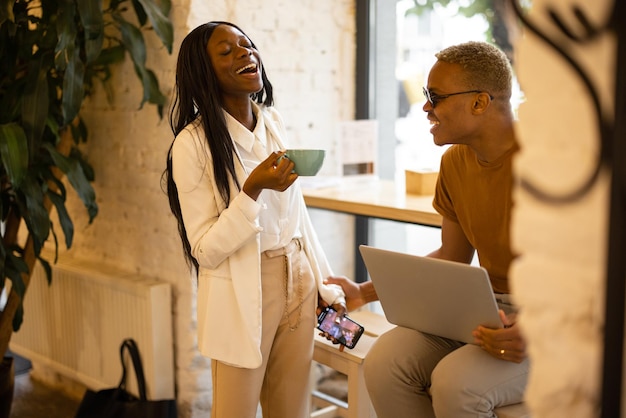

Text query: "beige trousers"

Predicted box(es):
[211, 239, 317, 418]
[364, 298, 529, 418]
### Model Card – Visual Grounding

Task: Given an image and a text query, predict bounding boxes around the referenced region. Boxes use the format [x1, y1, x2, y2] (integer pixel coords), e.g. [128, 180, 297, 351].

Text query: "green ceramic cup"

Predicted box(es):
[284, 149, 326, 176]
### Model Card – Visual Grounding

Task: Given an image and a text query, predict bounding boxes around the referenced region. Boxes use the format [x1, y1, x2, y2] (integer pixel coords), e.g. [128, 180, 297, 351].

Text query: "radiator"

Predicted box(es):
[10, 254, 175, 400]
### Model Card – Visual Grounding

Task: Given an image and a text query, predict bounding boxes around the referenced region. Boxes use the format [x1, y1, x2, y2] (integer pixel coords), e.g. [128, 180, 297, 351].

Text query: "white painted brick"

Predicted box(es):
[511, 1, 612, 416]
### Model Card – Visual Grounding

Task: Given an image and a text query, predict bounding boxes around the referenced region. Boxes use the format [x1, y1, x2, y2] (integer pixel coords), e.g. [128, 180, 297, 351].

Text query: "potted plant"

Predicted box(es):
[0, 1, 173, 415]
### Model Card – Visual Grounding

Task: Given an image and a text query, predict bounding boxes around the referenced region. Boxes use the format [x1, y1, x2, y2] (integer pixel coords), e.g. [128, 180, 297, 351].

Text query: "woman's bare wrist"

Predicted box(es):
[361, 282, 378, 304]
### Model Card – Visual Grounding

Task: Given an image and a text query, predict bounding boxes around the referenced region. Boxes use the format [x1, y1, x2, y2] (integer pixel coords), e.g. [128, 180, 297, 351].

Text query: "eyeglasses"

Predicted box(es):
[422, 87, 491, 108]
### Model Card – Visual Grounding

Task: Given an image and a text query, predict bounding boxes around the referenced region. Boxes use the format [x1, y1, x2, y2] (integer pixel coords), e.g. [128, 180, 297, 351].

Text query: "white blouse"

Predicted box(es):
[224, 106, 302, 253]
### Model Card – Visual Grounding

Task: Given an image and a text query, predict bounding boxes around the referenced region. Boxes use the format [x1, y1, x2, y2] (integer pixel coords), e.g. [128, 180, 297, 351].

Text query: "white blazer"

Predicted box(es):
[172, 103, 345, 368]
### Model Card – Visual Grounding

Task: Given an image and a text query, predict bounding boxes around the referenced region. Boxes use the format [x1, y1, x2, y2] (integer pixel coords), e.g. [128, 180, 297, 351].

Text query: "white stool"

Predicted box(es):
[311, 310, 529, 418]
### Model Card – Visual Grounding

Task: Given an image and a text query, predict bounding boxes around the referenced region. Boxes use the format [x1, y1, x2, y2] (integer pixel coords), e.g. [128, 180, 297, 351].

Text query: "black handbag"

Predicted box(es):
[74, 338, 177, 418]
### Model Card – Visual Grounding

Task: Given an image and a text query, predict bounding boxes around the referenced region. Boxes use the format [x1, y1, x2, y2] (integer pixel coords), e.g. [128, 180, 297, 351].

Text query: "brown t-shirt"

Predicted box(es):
[432, 144, 517, 293]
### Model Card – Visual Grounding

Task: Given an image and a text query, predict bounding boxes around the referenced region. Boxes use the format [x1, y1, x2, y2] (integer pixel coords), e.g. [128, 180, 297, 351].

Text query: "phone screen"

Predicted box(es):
[316, 307, 365, 349]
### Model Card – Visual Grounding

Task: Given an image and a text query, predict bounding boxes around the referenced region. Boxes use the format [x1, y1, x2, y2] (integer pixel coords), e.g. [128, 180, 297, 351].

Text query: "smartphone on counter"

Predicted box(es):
[316, 306, 365, 349]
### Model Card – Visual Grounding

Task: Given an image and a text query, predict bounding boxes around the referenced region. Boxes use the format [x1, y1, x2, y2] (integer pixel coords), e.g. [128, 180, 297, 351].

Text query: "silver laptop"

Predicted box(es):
[359, 245, 502, 344]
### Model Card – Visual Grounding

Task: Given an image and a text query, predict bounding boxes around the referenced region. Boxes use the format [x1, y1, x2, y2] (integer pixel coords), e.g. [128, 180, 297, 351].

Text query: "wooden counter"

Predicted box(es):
[302, 177, 442, 227]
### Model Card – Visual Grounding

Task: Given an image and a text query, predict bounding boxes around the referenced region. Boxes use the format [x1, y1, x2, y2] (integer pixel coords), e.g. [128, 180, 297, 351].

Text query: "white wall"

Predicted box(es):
[511, 0, 613, 416]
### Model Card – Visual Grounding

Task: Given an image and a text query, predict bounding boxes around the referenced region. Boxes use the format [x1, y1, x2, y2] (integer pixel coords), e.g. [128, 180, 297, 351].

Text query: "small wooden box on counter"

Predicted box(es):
[405, 169, 438, 195]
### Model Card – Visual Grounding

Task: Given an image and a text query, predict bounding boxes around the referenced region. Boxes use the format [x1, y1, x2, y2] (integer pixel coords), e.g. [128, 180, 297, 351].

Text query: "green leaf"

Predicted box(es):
[68, 117, 88, 144]
[144, 68, 166, 105]
[115, 14, 147, 67]
[21, 62, 50, 152]
[45, 116, 60, 140]
[78, 118, 88, 142]
[43, 143, 98, 223]
[115, 15, 146, 68]
[19, 175, 51, 254]
[55, 0, 77, 71]
[6, 248, 28, 274]
[0, 123, 29, 187]
[92, 45, 126, 66]
[47, 222, 60, 262]
[131, 0, 148, 26]
[6, 257, 27, 292]
[113, 14, 166, 118]
[458, 0, 492, 18]
[70, 148, 95, 181]
[46, 189, 74, 249]
[135, 0, 173, 53]
[112, 16, 168, 116]
[46, 174, 68, 201]
[12, 301, 23, 332]
[5, 251, 27, 332]
[135, 66, 166, 117]
[37, 255, 53, 285]
[62, 46, 86, 124]
[77, 0, 104, 63]
[160, 0, 171, 16]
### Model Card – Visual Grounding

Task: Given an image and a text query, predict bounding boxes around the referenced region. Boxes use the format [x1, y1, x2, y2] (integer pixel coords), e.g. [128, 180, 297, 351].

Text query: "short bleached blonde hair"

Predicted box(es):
[435, 41, 513, 100]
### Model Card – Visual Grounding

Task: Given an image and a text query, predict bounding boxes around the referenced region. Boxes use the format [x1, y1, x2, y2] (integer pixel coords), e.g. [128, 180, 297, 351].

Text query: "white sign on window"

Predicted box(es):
[338, 120, 378, 174]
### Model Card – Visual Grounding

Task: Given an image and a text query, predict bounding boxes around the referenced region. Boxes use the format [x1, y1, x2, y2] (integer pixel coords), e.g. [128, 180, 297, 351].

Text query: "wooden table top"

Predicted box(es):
[301, 177, 442, 227]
